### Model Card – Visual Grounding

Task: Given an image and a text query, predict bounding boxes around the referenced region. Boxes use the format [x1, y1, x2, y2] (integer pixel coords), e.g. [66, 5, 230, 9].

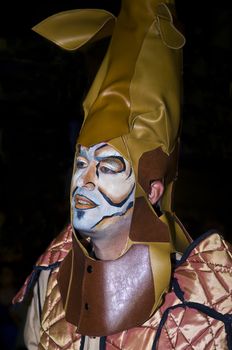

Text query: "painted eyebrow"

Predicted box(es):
[77, 151, 87, 159]
[77, 143, 107, 156]
[93, 144, 108, 151]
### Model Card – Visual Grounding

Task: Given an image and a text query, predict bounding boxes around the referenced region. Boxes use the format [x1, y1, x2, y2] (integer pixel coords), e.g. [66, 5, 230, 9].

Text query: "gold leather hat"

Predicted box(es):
[33, 0, 190, 250]
[33, 0, 192, 335]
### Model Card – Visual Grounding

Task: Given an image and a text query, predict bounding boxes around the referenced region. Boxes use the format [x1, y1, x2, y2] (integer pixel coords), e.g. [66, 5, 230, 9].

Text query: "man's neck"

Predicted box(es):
[78, 210, 133, 260]
[92, 230, 129, 260]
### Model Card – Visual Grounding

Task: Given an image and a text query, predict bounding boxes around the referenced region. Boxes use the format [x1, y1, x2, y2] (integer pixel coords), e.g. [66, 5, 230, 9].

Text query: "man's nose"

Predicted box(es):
[77, 166, 96, 190]
[83, 181, 95, 191]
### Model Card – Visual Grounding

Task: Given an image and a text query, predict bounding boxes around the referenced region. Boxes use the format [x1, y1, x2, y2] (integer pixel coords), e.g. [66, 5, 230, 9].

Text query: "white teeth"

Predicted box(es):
[78, 200, 87, 204]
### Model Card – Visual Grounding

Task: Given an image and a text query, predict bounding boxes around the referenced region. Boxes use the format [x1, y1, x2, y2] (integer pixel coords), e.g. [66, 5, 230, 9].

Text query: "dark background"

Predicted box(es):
[0, 1, 231, 349]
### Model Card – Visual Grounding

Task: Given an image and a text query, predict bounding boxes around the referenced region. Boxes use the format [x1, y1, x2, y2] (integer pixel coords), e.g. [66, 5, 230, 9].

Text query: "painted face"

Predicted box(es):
[71, 143, 135, 236]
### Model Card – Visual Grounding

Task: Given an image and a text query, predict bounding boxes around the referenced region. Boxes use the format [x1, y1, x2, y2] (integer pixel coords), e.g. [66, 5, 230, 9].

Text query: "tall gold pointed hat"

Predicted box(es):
[33, 0, 190, 251]
[33, 0, 192, 334]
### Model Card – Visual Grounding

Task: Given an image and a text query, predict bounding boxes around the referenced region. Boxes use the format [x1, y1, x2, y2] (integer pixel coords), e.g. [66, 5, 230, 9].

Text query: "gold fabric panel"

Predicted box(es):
[39, 267, 81, 350]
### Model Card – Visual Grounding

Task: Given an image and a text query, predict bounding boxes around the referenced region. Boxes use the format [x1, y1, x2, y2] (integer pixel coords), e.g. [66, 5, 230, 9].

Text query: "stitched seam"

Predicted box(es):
[44, 275, 63, 326]
[190, 317, 219, 349]
[194, 266, 214, 309]
[39, 266, 80, 349]
[163, 323, 175, 349]
[177, 257, 231, 311]
[105, 340, 122, 350]
[47, 274, 52, 350]
[206, 267, 231, 295]
[138, 325, 157, 331]
[159, 308, 175, 349]
[213, 324, 226, 346]
[38, 342, 46, 350]
[211, 294, 232, 309]
[41, 269, 80, 348]
[182, 260, 232, 271]
[205, 314, 217, 349]
[49, 226, 72, 263]
[222, 239, 232, 259]
[199, 252, 231, 296]
[168, 310, 195, 349]
[57, 226, 71, 260]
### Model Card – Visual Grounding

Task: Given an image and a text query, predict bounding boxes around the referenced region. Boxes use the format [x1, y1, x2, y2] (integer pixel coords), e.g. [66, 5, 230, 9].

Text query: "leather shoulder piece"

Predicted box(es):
[12, 224, 73, 304]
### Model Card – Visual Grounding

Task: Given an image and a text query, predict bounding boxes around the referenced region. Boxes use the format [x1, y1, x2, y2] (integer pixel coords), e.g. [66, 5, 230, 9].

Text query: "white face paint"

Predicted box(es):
[71, 143, 135, 237]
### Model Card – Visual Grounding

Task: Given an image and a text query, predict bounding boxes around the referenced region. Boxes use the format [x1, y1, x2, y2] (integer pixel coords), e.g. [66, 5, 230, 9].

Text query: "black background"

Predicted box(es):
[0, 1, 231, 349]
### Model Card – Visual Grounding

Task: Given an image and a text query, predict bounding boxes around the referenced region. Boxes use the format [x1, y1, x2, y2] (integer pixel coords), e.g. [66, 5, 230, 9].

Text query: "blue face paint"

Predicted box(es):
[77, 210, 85, 220]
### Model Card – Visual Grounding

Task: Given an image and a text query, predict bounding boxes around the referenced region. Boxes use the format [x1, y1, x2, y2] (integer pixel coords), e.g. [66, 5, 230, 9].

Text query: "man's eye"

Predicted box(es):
[98, 158, 124, 174]
[100, 166, 116, 174]
[76, 160, 87, 169]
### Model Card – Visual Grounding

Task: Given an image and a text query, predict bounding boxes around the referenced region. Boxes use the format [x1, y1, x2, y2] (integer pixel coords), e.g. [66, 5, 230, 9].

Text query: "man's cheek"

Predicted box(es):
[98, 177, 131, 200]
[99, 175, 117, 188]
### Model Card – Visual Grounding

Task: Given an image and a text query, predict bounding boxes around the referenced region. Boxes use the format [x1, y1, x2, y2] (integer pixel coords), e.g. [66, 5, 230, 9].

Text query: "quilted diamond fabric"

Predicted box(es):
[12, 224, 73, 304]
[13, 227, 232, 349]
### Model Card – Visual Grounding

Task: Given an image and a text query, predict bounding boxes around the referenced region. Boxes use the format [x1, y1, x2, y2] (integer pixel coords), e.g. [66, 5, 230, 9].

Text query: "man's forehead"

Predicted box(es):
[77, 143, 121, 157]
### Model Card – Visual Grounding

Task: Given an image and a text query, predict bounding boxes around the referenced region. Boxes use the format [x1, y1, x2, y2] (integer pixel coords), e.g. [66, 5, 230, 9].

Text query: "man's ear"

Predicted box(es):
[148, 180, 164, 205]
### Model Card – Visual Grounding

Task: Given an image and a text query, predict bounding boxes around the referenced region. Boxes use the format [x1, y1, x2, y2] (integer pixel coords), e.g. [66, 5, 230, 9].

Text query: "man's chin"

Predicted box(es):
[73, 224, 90, 235]
[73, 225, 108, 240]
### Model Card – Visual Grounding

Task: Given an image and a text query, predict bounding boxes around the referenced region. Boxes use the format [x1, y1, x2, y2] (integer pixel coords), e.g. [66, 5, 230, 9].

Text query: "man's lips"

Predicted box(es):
[74, 194, 98, 210]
